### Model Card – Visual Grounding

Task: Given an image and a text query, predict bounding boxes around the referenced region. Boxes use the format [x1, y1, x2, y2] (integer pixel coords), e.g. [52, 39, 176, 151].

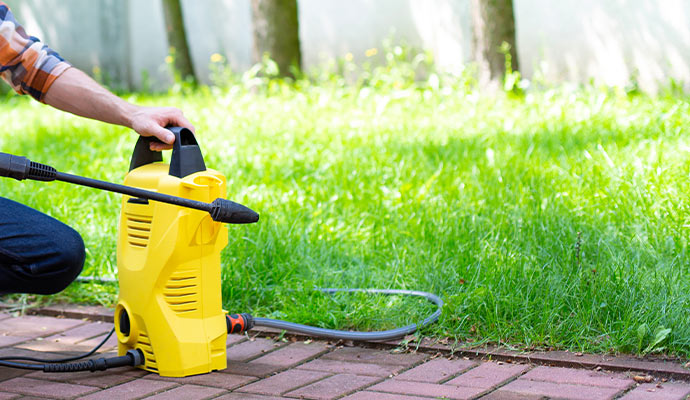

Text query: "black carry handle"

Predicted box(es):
[129, 127, 206, 178]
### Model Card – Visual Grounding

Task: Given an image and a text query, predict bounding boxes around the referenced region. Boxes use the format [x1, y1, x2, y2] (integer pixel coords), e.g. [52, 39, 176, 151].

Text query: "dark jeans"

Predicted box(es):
[0, 197, 84, 295]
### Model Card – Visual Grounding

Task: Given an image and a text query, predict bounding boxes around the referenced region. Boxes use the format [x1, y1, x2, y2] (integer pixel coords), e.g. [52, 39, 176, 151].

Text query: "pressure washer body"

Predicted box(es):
[114, 129, 229, 377]
[0, 127, 257, 377]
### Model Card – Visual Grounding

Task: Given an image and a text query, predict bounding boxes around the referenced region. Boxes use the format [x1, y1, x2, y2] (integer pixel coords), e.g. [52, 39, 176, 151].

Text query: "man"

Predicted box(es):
[0, 2, 194, 294]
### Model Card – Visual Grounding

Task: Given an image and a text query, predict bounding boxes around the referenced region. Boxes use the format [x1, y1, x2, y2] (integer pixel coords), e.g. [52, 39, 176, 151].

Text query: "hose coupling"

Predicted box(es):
[226, 313, 254, 334]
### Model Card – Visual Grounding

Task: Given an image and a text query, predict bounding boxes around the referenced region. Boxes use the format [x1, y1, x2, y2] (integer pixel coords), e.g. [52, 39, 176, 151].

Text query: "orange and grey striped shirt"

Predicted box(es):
[0, 2, 70, 102]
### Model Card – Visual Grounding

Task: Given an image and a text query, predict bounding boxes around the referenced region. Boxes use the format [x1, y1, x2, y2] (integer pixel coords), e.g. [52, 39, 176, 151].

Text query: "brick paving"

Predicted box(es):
[0, 311, 689, 399]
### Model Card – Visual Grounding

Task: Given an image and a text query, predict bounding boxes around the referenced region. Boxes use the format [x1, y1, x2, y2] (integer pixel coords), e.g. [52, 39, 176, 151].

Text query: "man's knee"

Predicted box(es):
[0, 197, 86, 295]
[58, 227, 85, 279]
[36, 226, 85, 294]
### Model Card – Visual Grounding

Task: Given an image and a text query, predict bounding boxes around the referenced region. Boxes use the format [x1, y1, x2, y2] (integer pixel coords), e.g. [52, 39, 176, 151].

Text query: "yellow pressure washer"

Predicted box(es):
[0, 128, 442, 376]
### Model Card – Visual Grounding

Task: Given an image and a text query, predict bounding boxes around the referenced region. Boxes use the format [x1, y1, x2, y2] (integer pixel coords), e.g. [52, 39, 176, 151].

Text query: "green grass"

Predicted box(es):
[1, 64, 689, 357]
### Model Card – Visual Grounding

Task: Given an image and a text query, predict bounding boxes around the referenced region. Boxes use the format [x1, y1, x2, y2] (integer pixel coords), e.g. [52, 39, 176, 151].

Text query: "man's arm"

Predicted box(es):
[0, 1, 191, 150]
[43, 68, 193, 151]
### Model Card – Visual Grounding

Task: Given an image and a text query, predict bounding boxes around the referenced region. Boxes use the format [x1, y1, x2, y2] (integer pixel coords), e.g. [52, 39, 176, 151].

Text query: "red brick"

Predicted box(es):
[445, 361, 529, 389]
[0, 336, 32, 348]
[93, 350, 118, 359]
[7, 396, 54, 400]
[25, 369, 134, 389]
[44, 322, 113, 345]
[395, 358, 477, 383]
[619, 382, 690, 400]
[297, 358, 402, 377]
[77, 330, 119, 350]
[521, 366, 633, 390]
[250, 342, 329, 368]
[481, 391, 545, 400]
[34, 305, 113, 321]
[0, 347, 57, 360]
[502, 350, 690, 380]
[341, 391, 434, 400]
[498, 379, 623, 400]
[77, 378, 177, 400]
[227, 333, 247, 346]
[145, 371, 256, 390]
[120, 369, 151, 378]
[0, 367, 30, 383]
[322, 347, 427, 366]
[0, 377, 97, 399]
[215, 393, 293, 400]
[227, 338, 284, 362]
[4, 397, 45, 400]
[0, 316, 85, 337]
[285, 373, 379, 400]
[369, 379, 485, 400]
[222, 361, 283, 377]
[16, 337, 108, 353]
[238, 369, 330, 396]
[144, 384, 225, 399]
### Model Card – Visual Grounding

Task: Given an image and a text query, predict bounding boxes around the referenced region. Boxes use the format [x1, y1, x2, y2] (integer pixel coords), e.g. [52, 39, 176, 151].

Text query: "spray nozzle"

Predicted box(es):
[210, 198, 259, 224]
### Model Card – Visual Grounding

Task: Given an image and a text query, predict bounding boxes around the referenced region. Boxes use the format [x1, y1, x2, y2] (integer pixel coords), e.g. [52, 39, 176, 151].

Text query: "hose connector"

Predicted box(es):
[226, 313, 254, 334]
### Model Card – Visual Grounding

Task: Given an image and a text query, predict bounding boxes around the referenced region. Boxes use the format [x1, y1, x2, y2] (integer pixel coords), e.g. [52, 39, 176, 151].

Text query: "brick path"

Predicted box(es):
[1, 312, 689, 399]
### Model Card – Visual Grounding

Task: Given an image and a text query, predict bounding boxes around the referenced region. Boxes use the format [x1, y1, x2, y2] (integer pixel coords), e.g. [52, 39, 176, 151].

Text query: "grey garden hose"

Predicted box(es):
[252, 288, 443, 341]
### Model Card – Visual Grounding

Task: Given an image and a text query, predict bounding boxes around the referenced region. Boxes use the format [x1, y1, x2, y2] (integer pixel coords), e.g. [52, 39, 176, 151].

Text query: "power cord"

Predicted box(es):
[0, 328, 144, 372]
[0, 328, 114, 363]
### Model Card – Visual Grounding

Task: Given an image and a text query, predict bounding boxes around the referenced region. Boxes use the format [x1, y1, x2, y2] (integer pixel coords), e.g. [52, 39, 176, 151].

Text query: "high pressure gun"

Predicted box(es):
[0, 127, 442, 377]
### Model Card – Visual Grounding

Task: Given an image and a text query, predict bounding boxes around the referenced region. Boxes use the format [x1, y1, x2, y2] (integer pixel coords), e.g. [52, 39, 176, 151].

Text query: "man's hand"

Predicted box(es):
[128, 107, 195, 151]
[43, 68, 195, 151]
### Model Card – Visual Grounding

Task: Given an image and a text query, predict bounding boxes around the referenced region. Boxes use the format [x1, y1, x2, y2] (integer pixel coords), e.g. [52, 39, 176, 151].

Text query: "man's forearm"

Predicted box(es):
[42, 68, 194, 150]
[43, 68, 136, 129]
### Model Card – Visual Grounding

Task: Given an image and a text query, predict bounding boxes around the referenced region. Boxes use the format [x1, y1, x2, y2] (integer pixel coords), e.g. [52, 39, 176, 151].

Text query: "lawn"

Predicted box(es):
[1, 59, 689, 357]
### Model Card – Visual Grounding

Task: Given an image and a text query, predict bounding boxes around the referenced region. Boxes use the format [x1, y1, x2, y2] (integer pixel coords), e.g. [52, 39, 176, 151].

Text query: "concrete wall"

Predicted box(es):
[515, 0, 690, 91]
[298, 0, 471, 69]
[9, 0, 131, 87]
[5, 0, 690, 92]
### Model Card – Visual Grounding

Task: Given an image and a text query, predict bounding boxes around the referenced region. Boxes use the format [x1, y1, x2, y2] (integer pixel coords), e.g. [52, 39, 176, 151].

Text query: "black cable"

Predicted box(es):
[0, 360, 43, 370]
[0, 350, 144, 372]
[0, 328, 115, 363]
[0, 329, 143, 373]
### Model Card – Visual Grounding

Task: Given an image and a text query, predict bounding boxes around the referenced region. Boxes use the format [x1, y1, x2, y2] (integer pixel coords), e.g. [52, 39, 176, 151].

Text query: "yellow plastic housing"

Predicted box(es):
[115, 163, 228, 377]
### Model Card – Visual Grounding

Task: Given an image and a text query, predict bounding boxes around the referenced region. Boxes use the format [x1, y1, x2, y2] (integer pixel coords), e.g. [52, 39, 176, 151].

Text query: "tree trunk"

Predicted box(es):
[161, 0, 196, 82]
[251, 0, 301, 78]
[471, 0, 518, 85]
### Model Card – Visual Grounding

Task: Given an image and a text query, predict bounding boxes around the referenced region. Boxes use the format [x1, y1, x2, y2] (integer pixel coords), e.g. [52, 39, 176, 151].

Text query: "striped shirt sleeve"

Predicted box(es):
[0, 2, 70, 102]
